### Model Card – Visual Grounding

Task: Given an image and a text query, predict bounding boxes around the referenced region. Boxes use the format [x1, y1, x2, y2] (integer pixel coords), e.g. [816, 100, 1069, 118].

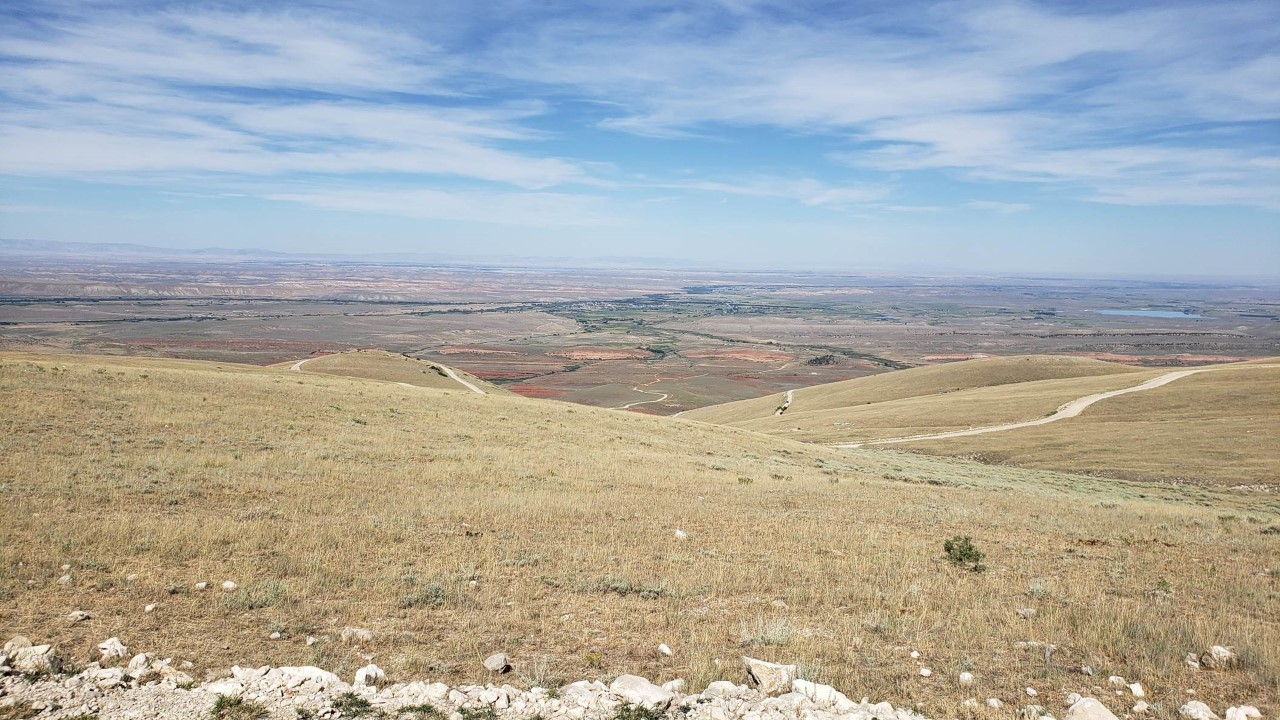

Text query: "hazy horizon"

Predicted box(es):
[2, 0, 1278, 277]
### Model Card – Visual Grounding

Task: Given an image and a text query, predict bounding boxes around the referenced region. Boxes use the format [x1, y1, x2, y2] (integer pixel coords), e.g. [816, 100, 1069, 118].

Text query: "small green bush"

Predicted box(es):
[210, 695, 268, 720]
[943, 536, 987, 573]
[331, 692, 373, 717]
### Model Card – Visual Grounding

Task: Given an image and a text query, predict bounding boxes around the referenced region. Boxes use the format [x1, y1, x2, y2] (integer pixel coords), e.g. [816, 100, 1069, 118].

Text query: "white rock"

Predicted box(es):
[661, 678, 686, 694]
[125, 653, 151, 679]
[792, 679, 852, 710]
[278, 666, 341, 689]
[1108, 676, 1126, 687]
[194, 582, 208, 590]
[1067, 697, 1120, 720]
[58, 575, 72, 584]
[909, 650, 920, 659]
[988, 698, 1005, 709]
[1027, 687, 1038, 697]
[354, 663, 386, 687]
[1081, 665, 1095, 676]
[959, 671, 974, 686]
[203, 678, 244, 696]
[658, 643, 673, 657]
[98, 637, 128, 662]
[742, 656, 797, 695]
[1066, 693, 1083, 706]
[674, 529, 688, 540]
[11, 645, 57, 674]
[268, 632, 281, 640]
[61, 564, 71, 571]
[1017, 608, 1037, 619]
[340, 627, 374, 645]
[1225, 707, 1261, 720]
[919, 667, 932, 677]
[1185, 653, 1202, 670]
[1128, 683, 1145, 698]
[67, 610, 91, 622]
[483, 653, 511, 673]
[964, 699, 981, 709]
[305, 636, 318, 646]
[611, 674, 674, 709]
[220, 580, 238, 591]
[144, 604, 156, 613]
[1181, 701, 1220, 720]
[1201, 646, 1237, 669]
[1134, 701, 1150, 714]
[4, 636, 33, 659]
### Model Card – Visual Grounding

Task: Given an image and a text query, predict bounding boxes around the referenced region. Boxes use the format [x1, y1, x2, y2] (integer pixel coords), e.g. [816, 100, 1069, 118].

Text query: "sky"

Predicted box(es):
[1, 0, 1278, 276]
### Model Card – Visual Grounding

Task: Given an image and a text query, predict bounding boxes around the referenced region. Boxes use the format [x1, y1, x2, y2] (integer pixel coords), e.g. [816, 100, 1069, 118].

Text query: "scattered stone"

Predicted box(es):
[1067, 697, 1120, 720]
[4, 636, 34, 658]
[193, 582, 208, 590]
[674, 529, 688, 540]
[126, 573, 139, 582]
[909, 650, 920, 659]
[1081, 665, 1094, 676]
[220, 580, 238, 592]
[305, 636, 318, 646]
[1185, 653, 1202, 670]
[964, 698, 981, 709]
[610, 674, 673, 709]
[66, 610, 91, 623]
[483, 653, 511, 673]
[11, 645, 58, 675]
[144, 604, 156, 613]
[1128, 683, 1145, 698]
[57, 574, 72, 585]
[988, 698, 1005, 709]
[1200, 646, 1237, 670]
[958, 671, 974, 686]
[742, 656, 796, 696]
[1181, 701, 1221, 720]
[1017, 608, 1037, 619]
[1027, 687, 1038, 697]
[98, 637, 128, 662]
[919, 668, 932, 677]
[340, 627, 374, 645]
[1225, 707, 1262, 720]
[1134, 701, 1150, 714]
[268, 632, 282, 640]
[1066, 693, 1083, 706]
[661, 678, 686, 694]
[354, 663, 386, 687]
[60, 564, 71, 571]
[657, 643, 673, 657]
[1107, 676, 1125, 687]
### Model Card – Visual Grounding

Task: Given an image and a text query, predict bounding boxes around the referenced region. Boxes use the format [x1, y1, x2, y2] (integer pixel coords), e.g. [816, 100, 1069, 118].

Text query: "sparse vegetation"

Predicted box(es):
[210, 695, 268, 720]
[330, 692, 373, 717]
[943, 536, 987, 573]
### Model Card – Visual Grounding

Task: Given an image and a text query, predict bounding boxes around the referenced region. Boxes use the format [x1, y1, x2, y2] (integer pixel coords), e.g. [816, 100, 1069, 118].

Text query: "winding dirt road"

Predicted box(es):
[775, 389, 794, 416]
[290, 356, 485, 395]
[831, 367, 1215, 449]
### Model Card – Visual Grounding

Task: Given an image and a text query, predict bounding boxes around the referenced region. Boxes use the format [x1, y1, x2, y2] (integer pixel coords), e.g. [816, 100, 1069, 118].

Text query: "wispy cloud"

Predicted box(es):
[966, 200, 1030, 214]
[267, 187, 605, 226]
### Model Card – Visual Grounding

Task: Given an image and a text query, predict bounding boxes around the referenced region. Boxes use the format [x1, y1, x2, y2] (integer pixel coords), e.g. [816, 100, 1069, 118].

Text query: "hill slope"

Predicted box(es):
[1, 352, 1276, 713]
[683, 355, 1141, 425]
[277, 348, 512, 394]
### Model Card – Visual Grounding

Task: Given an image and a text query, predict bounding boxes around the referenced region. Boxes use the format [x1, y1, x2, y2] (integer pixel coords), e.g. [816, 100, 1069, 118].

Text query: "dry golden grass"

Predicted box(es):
[716, 373, 1164, 444]
[910, 364, 1280, 486]
[273, 349, 512, 394]
[683, 356, 1141, 425]
[1, 352, 1277, 716]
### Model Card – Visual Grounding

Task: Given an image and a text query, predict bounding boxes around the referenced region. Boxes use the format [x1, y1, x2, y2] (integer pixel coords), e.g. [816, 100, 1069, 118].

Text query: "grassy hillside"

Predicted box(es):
[910, 363, 1280, 485]
[277, 348, 512, 394]
[683, 355, 1141, 425]
[1, 352, 1277, 715]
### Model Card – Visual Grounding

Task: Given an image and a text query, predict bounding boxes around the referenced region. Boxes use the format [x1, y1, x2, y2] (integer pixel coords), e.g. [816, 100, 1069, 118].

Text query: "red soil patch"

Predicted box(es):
[687, 349, 793, 363]
[438, 346, 520, 356]
[548, 347, 654, 360]
[509, 386, 565, 399]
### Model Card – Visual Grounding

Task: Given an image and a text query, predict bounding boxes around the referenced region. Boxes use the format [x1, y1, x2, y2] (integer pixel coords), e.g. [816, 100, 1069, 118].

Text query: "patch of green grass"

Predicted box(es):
[331, 692, 374, 717]
[210, 695, 268, 720]
[615, 703, 668, 720]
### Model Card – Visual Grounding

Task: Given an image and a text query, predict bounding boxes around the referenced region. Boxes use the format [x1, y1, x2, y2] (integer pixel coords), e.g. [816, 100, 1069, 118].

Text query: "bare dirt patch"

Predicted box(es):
[438, 345, 521, 356]
[548, 347, 656, 360]
[687, 349, 793, 362]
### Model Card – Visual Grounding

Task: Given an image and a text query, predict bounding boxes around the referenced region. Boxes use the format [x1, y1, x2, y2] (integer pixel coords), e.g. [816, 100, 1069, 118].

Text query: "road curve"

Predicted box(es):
[290, 355, 484, 395]
[832, 368, 1211, 449]
[775, 389, 794, 416]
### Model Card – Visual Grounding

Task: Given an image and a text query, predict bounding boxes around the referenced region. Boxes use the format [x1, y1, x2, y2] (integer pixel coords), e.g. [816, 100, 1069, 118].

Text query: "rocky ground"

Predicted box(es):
[0, 637, 1267, 720]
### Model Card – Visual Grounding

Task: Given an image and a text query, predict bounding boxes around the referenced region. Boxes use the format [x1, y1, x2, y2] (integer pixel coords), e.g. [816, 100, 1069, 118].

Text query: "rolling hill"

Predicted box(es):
[274, 348, 513, 394]
[685, 355, 1279, 485]
[1, 351, 1276, 714]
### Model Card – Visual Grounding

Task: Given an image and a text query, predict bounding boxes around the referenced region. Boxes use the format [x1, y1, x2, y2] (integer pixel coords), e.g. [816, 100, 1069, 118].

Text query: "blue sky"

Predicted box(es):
[1, 0, 1277, 275]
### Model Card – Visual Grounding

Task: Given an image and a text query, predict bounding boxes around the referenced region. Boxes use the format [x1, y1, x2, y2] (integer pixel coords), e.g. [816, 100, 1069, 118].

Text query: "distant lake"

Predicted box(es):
[1098, 309, 1203, 319]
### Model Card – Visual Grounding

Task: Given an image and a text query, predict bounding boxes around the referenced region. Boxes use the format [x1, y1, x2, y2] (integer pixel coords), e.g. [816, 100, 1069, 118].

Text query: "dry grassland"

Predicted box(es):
[1, 352, 1277, 717]
[911, 365, 1280, 486]
[683, 356, 1140, 425]
[275, 349, 512, 394]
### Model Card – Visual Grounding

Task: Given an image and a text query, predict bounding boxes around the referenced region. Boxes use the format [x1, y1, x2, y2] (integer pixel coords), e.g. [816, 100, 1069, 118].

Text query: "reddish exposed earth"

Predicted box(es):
[547, 347, 655, 360]
[686, 349, 793, 362]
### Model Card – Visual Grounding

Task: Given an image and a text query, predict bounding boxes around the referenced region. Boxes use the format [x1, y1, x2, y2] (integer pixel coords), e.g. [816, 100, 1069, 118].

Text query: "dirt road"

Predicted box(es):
[290, 356, 485, 395]
[832, 368, 1212, 449]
